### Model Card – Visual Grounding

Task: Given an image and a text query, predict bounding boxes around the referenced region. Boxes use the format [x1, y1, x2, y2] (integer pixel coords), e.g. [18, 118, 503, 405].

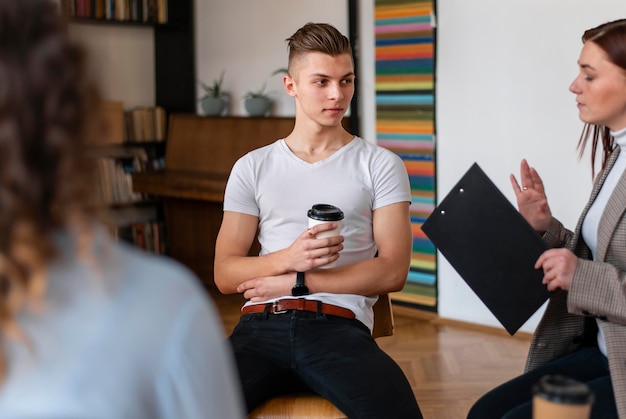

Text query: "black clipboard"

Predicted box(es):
[422, 163, 551, 335]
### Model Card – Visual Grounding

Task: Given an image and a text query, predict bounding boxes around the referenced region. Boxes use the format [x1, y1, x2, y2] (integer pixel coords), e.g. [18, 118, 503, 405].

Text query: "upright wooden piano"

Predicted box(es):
[132, 114, 295, 285]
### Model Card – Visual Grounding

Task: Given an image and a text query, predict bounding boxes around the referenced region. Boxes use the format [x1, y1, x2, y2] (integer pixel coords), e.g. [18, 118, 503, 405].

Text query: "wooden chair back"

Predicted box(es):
[371, 292, 394, 339]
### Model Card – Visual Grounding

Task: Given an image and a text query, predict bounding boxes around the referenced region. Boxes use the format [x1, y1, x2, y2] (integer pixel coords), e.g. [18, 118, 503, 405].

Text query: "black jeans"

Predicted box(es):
[229, 308, 423, 419]
[467, 347, 617, 419]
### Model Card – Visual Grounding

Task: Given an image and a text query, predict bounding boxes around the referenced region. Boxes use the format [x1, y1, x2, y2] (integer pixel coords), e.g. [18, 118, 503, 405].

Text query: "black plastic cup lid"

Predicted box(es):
[533, 375, 594, 405]
[308, 204, 344, 221]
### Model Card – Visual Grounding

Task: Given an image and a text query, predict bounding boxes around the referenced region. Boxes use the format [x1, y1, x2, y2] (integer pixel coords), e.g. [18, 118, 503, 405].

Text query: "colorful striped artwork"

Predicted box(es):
[374, 0, 437, 309]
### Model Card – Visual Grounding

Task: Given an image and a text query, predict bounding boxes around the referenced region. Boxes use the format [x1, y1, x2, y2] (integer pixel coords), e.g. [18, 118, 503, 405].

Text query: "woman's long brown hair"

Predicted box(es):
[0, 0, 101, 379]
[577, 19, 626, 176]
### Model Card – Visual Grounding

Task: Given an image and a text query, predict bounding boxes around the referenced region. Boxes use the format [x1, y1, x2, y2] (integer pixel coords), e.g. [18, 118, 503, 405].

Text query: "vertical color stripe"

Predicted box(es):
[375, 0, 437, 310]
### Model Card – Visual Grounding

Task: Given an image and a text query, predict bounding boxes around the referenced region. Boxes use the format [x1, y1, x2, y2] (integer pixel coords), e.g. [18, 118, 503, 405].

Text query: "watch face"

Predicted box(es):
[292, 284, 309, 296]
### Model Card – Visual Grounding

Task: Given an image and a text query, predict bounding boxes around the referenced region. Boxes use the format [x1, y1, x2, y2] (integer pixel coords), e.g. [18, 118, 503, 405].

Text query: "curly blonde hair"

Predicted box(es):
[0, 0, 101, 378]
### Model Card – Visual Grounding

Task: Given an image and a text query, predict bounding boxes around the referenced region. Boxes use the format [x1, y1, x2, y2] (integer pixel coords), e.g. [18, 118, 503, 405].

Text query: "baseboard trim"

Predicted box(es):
[391, 304, 533, 340]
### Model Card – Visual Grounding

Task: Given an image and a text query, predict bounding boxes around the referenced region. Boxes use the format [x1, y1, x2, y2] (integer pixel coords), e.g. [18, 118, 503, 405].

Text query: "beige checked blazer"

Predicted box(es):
[525, 148, 626, 417]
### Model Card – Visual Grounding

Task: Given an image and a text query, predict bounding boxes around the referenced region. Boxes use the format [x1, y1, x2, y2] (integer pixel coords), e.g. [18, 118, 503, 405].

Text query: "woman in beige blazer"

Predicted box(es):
[468, 19, 626, 419]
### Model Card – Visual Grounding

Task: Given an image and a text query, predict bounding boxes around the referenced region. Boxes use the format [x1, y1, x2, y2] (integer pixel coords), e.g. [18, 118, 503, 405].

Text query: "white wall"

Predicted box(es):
[195, 0, 349, 117]
[436, 0, 626, 332]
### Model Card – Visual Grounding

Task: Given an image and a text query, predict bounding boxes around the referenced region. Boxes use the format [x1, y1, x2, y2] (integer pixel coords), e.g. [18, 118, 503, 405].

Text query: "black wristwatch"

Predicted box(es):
[291, 271, 309, 296]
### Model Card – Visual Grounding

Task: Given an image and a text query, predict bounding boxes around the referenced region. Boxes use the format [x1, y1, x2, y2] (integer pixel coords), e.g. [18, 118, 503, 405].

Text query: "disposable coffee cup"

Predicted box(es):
[532, 374, 594, 419]
[307, 204, 344, 269]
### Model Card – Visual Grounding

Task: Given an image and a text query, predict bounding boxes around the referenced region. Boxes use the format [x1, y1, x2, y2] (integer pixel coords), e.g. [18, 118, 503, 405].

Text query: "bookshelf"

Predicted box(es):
[86, 107, 167, 253]
[62, 1, 170, 25]
[67, 0, 195, 254]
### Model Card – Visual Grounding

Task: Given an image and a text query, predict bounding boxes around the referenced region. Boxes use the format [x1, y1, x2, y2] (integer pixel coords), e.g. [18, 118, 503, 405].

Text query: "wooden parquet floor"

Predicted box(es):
[209, 288, 531, 419]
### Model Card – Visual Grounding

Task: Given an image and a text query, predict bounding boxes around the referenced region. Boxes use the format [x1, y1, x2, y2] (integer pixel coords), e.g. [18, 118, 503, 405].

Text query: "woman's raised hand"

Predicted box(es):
[510, 159, 552, 234]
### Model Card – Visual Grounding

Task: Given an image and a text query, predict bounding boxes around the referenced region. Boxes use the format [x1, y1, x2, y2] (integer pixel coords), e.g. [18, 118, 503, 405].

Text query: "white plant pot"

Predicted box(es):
[201, 97, 227, 116]
[244, 97, 272, 117]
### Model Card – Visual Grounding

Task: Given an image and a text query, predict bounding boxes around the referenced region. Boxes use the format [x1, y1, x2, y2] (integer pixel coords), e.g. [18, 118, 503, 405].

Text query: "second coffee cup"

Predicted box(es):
[532, 374, 594, 419]
[307, 204, 344, 269]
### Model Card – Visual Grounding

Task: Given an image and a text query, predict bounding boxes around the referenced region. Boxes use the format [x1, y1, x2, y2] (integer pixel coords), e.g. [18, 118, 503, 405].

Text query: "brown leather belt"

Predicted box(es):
[240, 298, 355, 319]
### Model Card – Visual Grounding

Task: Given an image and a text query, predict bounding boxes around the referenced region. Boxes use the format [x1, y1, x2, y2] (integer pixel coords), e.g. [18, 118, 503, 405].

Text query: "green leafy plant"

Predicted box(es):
[273, 67, 289, 76]
[199, 70, 228, 100]
[243, 68, 289, 100]
[244, 82, 269, 100]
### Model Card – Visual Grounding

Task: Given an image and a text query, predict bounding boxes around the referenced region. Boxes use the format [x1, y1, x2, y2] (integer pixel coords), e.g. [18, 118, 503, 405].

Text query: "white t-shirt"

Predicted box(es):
[223, 137, 411, 331]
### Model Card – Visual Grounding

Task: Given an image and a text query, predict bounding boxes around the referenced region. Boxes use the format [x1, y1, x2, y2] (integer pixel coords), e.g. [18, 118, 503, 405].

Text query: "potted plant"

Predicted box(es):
[199, 71, 229, 116]
[243, 83, 272, 117]
[243, 68, 288, 117]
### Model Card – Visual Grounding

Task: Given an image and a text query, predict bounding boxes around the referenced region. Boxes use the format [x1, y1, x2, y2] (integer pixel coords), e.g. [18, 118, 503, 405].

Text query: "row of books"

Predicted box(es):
[126, 106, 167, 143]
[113, 221, 166, 255]
[95, 102, 167, 145]
[88, 147, 163, 206]
[61, 0, 168, 24]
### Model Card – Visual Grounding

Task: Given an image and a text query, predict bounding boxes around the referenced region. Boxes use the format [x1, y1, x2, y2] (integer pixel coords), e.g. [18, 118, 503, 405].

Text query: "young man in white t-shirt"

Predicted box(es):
[214, 22, 423, 418]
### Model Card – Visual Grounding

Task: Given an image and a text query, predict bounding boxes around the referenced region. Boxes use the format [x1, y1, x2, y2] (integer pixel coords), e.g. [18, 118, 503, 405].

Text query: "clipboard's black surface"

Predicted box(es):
[422, 163, 551, 335]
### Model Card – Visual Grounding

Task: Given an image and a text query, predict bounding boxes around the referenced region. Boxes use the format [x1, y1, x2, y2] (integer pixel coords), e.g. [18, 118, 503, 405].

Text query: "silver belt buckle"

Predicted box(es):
[272, 301, 288, 315]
